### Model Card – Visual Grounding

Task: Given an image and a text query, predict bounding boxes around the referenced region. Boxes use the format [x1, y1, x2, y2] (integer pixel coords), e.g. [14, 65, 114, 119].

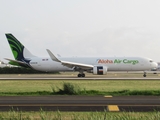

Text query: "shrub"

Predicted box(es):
[54, 82, 81, 95]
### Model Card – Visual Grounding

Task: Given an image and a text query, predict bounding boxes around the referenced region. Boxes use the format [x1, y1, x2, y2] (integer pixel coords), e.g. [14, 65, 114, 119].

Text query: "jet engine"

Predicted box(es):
[93, 66, 107, 75]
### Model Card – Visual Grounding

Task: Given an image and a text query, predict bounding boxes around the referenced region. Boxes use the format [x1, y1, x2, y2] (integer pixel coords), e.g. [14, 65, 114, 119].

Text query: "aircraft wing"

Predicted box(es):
[46, 49, 93, 70]
[4, 58, 29, 67]
[59, 61, 93, 69]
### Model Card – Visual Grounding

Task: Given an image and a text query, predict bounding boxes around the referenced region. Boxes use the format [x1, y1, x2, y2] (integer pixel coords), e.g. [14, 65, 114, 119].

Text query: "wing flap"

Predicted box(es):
[61, 61, 93, 69]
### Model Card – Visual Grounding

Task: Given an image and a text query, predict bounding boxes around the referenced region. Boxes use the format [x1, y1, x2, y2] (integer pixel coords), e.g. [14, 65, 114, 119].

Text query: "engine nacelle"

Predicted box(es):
[93, 66, 107, 75]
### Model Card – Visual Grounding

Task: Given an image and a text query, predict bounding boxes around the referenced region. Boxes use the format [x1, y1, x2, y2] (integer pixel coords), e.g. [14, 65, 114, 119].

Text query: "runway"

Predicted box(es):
[0, 96, 160, 112]
[0, 73, 159, 80]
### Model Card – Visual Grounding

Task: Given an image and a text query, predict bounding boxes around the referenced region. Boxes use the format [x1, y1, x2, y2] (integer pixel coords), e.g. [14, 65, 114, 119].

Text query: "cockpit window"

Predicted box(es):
[149, 60, 153, 62]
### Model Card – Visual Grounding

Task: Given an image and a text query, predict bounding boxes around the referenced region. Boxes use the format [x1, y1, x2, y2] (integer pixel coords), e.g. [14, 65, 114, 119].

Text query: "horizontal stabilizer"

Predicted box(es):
[5, 58, 29, 67]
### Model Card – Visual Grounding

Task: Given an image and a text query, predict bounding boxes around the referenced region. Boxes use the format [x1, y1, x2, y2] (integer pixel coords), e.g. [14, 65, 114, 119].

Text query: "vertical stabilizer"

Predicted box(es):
[5, 34, 35, 61]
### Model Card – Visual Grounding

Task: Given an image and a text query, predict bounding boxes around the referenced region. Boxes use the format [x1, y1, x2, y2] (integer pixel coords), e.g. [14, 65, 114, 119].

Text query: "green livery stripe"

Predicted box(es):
[7, 36, 23, 52]
[8, 39, 23, 52]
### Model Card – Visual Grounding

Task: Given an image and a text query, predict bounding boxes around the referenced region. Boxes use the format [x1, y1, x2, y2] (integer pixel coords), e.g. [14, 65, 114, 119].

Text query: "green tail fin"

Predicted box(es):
[5, 34, 24, 61]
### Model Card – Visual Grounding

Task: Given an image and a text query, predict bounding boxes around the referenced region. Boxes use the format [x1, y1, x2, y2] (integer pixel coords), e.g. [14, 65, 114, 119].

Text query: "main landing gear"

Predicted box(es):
[77, 70, 85, 77]
[77, 73, 85, 77]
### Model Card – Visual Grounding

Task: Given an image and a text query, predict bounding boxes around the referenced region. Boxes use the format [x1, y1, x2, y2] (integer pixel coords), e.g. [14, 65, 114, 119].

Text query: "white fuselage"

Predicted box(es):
[28, 56, 157, 72]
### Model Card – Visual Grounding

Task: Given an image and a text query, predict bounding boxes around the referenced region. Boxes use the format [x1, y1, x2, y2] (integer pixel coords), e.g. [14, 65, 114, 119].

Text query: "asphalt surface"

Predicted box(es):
[0, 96, 160, 112]
[0, 72, 159, 80]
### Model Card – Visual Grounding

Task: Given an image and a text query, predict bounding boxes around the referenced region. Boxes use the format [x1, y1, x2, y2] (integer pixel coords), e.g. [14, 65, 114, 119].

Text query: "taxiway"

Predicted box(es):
[0, 96, 159, 112]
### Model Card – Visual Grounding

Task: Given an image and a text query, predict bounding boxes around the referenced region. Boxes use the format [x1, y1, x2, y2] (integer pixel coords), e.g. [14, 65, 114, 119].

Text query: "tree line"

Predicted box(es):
[0, 67, 59, 74]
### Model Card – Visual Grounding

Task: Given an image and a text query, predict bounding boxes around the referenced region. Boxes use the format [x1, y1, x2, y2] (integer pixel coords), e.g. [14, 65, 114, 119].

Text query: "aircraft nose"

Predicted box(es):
[151, 62, 158, 70]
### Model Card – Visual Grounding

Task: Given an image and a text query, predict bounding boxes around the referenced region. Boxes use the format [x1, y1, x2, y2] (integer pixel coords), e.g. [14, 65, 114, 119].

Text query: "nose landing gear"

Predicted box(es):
[143, 72, 146, 77]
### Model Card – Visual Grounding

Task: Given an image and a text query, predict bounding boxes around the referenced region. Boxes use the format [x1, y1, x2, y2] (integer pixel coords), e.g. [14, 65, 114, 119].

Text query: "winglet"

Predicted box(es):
[46, 49, 61, 62]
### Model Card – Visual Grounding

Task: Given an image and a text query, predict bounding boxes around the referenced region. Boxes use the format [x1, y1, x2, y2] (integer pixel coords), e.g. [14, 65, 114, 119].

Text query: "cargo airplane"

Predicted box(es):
[5, 34, 158, 77]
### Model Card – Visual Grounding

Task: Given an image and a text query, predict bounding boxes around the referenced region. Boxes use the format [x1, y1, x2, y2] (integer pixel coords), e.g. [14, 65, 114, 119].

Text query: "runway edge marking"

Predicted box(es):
[104, 95, 112, 98]
[108, 105, 119, 112]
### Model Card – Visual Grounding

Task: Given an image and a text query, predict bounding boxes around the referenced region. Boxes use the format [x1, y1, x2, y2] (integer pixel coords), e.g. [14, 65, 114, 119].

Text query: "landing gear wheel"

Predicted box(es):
[81, 73, 85, 77]
[78, 74, 82, 77]
[143, 74, 146, 77]
[77, 73, 85, 77]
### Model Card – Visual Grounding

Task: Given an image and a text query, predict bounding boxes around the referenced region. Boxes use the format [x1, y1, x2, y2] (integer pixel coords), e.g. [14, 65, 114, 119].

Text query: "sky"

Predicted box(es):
[1, 0, 160, 62]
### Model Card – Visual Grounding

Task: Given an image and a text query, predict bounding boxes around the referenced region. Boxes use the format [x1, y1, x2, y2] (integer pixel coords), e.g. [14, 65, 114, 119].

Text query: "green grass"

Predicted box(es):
[0, 80, 160, 92]
[0, 110, 160, 120]
[0, 80, 160, 95]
